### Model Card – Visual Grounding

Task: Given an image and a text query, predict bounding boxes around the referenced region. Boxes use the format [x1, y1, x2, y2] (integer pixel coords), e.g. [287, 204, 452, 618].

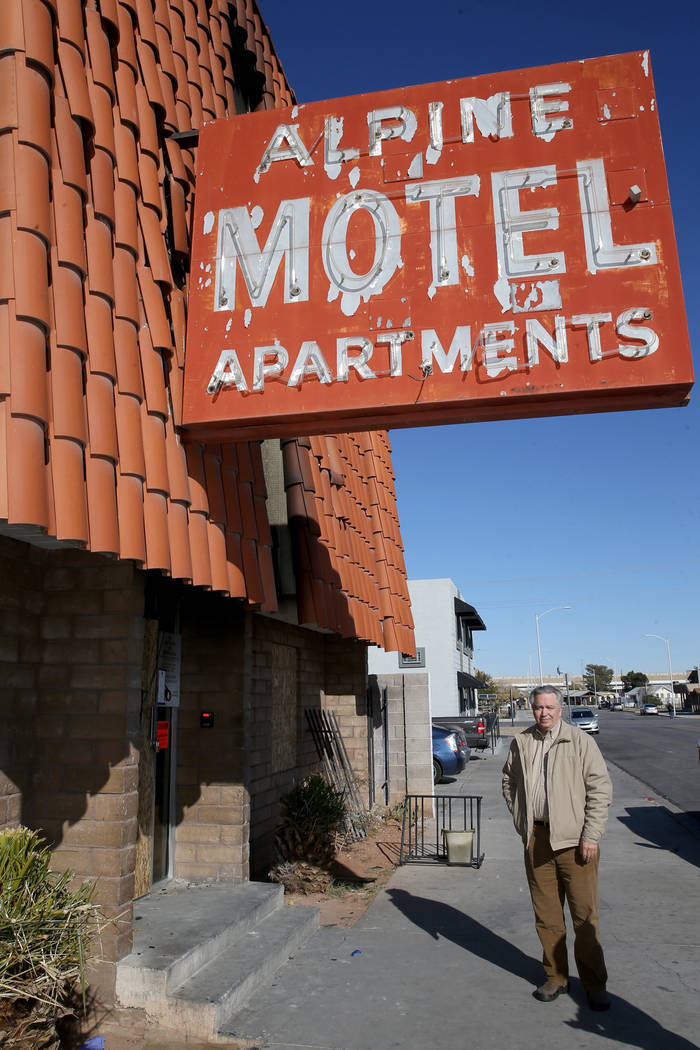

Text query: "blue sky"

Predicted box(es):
[259, 0, 699, 681]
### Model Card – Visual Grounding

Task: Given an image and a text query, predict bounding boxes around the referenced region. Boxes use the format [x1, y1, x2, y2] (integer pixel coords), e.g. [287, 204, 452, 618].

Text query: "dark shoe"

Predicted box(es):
[534, 980, 569, 1002]
[587, 989, 611, 1011]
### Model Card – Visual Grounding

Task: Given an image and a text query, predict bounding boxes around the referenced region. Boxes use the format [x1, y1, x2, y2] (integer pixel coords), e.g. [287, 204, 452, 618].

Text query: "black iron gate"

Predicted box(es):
[400, 794, 483, 866]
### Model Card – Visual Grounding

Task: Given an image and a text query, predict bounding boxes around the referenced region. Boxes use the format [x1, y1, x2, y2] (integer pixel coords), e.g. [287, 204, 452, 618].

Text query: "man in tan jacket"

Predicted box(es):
[502, 686, 612, 1011]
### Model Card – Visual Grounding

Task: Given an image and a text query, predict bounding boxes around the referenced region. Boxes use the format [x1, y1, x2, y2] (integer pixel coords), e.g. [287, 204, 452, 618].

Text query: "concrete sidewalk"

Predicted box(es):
[227, 733, 700, 1050]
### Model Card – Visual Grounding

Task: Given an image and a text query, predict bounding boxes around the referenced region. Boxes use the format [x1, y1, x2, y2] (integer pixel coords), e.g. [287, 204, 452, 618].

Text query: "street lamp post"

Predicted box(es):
[536, 606, 571, 685]
[643, 633, 675, 713]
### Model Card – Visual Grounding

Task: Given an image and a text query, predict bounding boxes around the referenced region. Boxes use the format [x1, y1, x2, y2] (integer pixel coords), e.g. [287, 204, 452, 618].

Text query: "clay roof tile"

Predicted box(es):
[134, 0, 159, 49]
[143, 488, 171, 569]
[167, 175, 189, 258]
[90, 147, 116, 227]
[15, 140, 50, 245]
[114, 179, 139, 256]
[85, 208, 115, 303]
[0, 304, 10, 398]
[134, 77, 160, 158]
[113, 316, 142, 396]
[85, 453, 120, 553]
[85, 372, 118, 460]
[51, 260, 87, 356]
[137, 316, 169, 417]
[56, 0, 85, 57]
[0, 0, 27, 54]
[95, 0, 119, 43]
[14, 226, 50, 333]
[112, 245, 139, 327]
[50, 341, 88, 444]
[49, 434, 89, 541]
[166, 497, 192, 580]
[137, 203, 173, 286]
[85, 8, 116, 98]
[157, 66, 179, 130]
[207, 517, 231, 592]
[136, 150, 162, 213]
[0, 0, 413, 643]
[240, 536, 263, 604]
[85, 292, 117, 378]
[222, 528, 243, 591]
[163, 414, 191, 502]
[136, 40, 166, 125]
[8, 314, 48, 425]
[141, 405, 169, 493]
[114, 118, 139, 189]
[187, 508, 212, 587]
[202, 447, 226, 524]
[136, 263, 173, 352]
[114, 391, 146, 478]
[183, 441, 208, 513]
[116, 471, 146, 562]
[115, 61, 139, 131]
[6, 414, 49, 527]
[257, 544, 278, 613]
[155, 24, 177, 83]
[58, 41, 95, 132]
[115, 5, 138, 70]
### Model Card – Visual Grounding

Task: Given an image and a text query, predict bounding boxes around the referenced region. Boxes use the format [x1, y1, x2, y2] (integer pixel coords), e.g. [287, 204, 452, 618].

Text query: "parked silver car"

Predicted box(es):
[569, 707, 599, 734]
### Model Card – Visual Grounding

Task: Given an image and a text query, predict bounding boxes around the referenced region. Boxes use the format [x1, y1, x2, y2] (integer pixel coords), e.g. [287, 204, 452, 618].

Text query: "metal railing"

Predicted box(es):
[400, 794, 484, 867]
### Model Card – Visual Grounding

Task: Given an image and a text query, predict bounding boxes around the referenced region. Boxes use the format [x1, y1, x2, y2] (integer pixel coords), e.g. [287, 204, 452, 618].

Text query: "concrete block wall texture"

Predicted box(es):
[0, 536, 44, 829]
[177, 595, 249, 882]
[0, 539, 145, 1001]
[246, 615, 322, 875]
[369, 674, 433, 802]
[322, 636, 370, 800]
[245, 616, 369, 875]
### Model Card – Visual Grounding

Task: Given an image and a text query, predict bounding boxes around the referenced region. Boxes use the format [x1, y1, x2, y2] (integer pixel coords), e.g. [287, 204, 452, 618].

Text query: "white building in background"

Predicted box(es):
[368, 578, 486, 718]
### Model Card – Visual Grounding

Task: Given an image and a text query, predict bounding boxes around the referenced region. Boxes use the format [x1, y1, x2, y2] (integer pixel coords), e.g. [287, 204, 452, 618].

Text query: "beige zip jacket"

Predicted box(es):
[502, 720, 612, 851]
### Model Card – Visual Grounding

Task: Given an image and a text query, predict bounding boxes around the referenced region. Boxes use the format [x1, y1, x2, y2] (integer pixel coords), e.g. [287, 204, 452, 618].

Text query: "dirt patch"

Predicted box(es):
[281, 818, 403, 927]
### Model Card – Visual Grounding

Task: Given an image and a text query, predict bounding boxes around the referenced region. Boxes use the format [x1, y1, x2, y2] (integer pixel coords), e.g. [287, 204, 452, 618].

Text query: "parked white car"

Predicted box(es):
[569, 707, 599, 734]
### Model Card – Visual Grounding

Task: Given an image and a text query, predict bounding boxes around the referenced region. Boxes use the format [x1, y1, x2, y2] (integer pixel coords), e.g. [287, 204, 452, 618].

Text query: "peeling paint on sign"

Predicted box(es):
[185, 52, 692, 439]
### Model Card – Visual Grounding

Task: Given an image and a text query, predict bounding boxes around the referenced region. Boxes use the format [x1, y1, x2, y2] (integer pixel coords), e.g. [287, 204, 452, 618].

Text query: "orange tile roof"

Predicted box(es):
[0, 0, 414, 655]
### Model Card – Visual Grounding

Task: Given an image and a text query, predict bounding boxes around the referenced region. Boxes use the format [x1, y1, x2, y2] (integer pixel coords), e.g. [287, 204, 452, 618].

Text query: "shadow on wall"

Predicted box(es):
[1, 560, 252, 861]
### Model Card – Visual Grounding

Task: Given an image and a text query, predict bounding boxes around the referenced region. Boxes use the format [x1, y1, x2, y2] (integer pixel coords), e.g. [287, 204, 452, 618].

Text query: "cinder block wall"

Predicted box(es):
[0, 536, 44, 829]
[369, 673, 433, 802]
[246, 616, 368, 875]
[322, 636, 370, 796]
[0, 541, 145, 1000]
[176, 595, 248, 881]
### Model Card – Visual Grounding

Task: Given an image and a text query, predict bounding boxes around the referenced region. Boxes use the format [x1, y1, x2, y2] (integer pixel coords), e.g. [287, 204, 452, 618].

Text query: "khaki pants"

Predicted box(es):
[524, 824, 608, 992]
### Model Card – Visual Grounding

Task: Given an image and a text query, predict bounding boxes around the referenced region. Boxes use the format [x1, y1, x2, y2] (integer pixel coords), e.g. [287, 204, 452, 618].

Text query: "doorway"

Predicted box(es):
[152, 703, 177, 883]
[135, 624, 181, 896]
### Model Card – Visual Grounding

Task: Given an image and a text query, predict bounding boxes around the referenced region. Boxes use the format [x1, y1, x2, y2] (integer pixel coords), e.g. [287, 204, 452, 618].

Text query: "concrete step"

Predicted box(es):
[115, 881, 319, 1039]
[116, 882, 283, 1005]
[172, 904, 320, 1038]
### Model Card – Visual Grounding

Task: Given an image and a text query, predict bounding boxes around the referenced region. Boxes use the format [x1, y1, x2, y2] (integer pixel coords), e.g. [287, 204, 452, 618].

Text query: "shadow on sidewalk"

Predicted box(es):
[386, 887, 541, 984]
[387, 888, 698, 1050]
[617, 807, 700, 870]
[566, 995, 700, 1050]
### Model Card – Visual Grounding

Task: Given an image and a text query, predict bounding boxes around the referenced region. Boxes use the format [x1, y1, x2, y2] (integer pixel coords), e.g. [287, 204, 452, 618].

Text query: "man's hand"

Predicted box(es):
[580, 840, 599, 863]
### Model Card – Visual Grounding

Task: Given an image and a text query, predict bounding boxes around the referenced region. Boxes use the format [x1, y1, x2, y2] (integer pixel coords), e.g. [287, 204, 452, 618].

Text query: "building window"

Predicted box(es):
[399, 647, 426, 668]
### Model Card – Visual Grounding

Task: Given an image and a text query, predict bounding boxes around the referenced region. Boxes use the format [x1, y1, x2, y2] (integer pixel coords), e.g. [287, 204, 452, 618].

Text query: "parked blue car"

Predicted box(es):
[432, 726, 467, 784]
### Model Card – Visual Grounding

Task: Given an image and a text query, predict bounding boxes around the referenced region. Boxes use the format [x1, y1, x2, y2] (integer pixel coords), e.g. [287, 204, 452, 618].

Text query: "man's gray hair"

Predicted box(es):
[530, 685, 563, 705]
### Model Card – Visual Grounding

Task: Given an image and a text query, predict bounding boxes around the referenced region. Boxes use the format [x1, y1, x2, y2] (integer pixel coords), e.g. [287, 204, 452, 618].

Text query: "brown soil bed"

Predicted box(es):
[280, 817, 403, 927]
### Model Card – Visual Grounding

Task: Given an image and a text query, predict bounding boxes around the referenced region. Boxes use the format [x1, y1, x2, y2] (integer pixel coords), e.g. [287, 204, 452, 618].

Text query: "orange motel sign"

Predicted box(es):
[183, 51, 693, 439]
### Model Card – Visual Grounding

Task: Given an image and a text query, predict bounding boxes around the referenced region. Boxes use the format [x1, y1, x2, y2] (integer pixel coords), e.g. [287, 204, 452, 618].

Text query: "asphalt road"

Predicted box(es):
[592, 709, 700, 826]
